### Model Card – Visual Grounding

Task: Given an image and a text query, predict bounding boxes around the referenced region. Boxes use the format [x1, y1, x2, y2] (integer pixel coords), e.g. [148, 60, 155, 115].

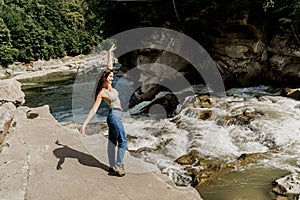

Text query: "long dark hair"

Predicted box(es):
[93, 69, 113, 101]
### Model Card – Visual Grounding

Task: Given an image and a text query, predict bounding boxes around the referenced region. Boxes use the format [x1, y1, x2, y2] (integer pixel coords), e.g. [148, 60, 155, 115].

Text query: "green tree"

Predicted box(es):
[0, 0, 105, 66]
[0, 17, 17, 66]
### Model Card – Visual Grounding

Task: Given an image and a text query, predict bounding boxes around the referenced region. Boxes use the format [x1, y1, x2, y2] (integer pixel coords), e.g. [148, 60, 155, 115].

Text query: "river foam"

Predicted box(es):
[118, 87, 300, 186]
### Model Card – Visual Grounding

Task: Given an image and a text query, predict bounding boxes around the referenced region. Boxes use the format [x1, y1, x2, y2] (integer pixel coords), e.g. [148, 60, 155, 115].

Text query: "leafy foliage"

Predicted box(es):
[0, 0, 104, 66]
[0, 17, 17, 66]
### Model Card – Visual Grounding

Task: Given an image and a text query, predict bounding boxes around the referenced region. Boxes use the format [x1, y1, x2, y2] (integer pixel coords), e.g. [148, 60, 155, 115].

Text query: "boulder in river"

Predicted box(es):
[272, 173, 300, 199]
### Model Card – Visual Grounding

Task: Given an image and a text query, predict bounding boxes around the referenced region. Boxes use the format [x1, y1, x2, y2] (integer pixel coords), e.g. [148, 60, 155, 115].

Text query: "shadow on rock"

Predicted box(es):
[53, 140, 109, 172]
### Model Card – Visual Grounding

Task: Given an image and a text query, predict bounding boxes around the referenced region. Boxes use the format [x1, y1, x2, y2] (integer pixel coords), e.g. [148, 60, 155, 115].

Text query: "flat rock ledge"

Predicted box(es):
[0, 105, 202, 200]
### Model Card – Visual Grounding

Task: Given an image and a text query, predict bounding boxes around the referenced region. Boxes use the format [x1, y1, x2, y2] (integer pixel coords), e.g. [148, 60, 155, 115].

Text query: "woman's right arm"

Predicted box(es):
[80, 93, 103, 135]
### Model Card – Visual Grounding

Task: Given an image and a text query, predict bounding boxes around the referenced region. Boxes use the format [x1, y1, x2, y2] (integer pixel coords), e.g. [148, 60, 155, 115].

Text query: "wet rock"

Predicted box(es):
[175, 150, 201, 166]
[217, 110, 257, 126]
[182, 95, 214, 120]
[237, 152, 269, 165]
[183, 108, 212, 120]
[175, 150, 271, 189]
[281, 88, 300, 101]
[184, 95, 213, 109]
[169, 114, 181, 124]
[137, 93, 180, 117]
[272, 173, 300, 199]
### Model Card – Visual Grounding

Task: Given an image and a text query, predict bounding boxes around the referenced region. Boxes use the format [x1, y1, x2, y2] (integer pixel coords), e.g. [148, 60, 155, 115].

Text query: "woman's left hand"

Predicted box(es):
[79, 126, 86, 135]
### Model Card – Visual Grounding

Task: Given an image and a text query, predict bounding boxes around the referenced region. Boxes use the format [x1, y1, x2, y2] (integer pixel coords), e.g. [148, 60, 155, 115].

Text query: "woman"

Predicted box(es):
[80, 44, 127, 177]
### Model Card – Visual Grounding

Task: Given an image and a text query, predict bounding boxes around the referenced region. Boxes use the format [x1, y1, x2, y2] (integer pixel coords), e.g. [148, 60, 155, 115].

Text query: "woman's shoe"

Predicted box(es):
[114, 165, 126, 177]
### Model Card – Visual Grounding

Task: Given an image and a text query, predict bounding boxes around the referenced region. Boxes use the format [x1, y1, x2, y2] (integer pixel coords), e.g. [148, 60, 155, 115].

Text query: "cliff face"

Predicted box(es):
[207, 20, 299, 88]
[206, 21, 268, 87]
[116, 15, 300, 111]
[266, 35, 300, 86]
[119, 16, 300, 90]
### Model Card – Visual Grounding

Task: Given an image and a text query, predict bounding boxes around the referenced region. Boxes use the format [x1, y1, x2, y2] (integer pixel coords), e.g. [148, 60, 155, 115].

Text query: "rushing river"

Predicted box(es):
[22, 72, 300, 200]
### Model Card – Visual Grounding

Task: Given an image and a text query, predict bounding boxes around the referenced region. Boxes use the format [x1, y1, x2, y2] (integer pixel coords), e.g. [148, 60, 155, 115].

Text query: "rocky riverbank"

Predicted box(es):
[0, 52, 108, 81]
[0, 53, 203, 199]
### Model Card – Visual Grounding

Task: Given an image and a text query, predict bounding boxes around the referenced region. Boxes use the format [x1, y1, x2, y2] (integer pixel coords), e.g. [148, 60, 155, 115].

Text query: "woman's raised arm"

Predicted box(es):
[107, 44, 116, 70]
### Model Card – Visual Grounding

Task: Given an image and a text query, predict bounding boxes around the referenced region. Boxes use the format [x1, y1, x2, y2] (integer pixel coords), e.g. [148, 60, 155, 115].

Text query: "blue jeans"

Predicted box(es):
[106, 109, 127, 167]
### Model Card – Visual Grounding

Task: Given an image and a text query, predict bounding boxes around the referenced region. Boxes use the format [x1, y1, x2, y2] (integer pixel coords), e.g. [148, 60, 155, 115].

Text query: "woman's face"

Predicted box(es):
[106, 72, 114, 85]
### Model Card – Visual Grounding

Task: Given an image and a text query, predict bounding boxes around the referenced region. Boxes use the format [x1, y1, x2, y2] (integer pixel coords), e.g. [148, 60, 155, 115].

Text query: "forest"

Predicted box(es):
[0, 0, 299, 66]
